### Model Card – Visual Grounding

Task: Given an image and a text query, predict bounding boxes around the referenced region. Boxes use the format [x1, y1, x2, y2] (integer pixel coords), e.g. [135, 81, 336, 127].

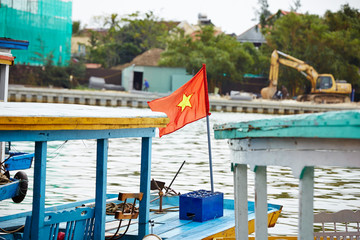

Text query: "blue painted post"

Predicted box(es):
[139, 137, 152, 238]
[32, 141, 47, 240]
[94, 139, 108, 240]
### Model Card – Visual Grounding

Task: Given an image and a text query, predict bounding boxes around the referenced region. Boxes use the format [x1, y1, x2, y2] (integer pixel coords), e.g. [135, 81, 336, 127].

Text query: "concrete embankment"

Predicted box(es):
[8, 85, 360, 115]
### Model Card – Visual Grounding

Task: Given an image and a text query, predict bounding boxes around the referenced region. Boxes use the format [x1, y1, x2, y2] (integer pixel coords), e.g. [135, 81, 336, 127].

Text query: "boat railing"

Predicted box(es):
[23, 207, 95, 240]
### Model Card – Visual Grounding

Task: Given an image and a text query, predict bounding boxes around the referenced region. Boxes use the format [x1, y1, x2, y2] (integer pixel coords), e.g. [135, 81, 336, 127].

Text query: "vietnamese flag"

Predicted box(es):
[148, 64, 210, 137]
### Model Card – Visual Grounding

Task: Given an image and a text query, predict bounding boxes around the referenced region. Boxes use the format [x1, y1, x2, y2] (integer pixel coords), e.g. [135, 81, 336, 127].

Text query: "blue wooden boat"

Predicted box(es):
[214, 110, 360, 239]
[0, 103, 282, 240]
[0, 193, 282, 240]
[0, 150, 34, 203]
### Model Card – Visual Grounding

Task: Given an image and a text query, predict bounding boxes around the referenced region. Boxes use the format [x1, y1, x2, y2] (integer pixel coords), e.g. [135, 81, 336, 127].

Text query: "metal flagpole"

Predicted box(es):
[202, 64, 214, 193]
[206, 114, 214, 193]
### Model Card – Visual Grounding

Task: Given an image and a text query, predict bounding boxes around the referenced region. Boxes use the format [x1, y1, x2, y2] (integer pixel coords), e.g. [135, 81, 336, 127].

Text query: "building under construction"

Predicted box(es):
[0, 0, 72, 66]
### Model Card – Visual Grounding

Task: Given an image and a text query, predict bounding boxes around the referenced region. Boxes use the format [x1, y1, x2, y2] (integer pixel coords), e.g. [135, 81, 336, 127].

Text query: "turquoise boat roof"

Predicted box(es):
[214, 110, 360, 139]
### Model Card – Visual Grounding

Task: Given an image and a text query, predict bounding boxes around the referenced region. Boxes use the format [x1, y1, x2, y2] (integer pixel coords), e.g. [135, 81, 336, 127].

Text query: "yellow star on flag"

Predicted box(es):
[177, 94, 193, 112]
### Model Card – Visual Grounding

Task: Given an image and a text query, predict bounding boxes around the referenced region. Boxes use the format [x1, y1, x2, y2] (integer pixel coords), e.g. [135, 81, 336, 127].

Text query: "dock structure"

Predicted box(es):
[214, 110, 360, 240]
[0, 102, 168, 240]
[8, 85, 360, 115]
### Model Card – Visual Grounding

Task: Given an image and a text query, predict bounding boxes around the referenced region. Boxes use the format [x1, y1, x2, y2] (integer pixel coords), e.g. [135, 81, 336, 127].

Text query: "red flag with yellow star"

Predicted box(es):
[147, 64, 210, 137]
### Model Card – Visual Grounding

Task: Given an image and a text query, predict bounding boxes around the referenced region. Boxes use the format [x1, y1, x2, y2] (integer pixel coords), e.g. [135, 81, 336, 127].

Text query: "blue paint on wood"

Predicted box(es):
[32, 141, 47, 239]
[0, 180, 19, 200]
[214, 110, 360, 140]
[0, 194, 118, 227]
[94, 139, 108, 239]
[4, 152, 34, 171]
[139, 137, 152, 238]
[1, 194, 282, 240]
[0, 38, 29, 50]
[23, 207, 95, 240]
[0, 128, 156, 142]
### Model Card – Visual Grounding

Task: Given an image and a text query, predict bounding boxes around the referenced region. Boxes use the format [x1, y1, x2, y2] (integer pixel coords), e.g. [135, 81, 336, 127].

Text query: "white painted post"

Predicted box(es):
[0, 49, 11, 165]
[255, 166, 268, 240]
[0, 64, 9, 102]
[299, 166, 314, 240]
[234, 163, 249, 240]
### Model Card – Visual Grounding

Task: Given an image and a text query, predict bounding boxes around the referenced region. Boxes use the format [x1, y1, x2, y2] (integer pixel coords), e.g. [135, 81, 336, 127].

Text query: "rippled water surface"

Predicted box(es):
[1, 108, 359, 235]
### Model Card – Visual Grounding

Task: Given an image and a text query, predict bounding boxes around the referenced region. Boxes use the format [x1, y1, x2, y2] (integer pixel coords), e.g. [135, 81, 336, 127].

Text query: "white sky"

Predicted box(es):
[72, 0, 360, 35]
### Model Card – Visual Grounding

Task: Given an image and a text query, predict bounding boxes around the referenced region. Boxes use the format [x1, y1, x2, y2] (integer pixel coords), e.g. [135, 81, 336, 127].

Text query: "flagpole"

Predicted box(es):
[202, 64, 214, 193]
[206, 115, 214, 193]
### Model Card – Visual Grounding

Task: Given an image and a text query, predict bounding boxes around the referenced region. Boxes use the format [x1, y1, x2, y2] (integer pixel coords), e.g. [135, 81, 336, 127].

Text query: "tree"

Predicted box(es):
[290, 0, 301, 12]
[114, 11, 169, 64]
[72, 21, 81, 35]
[159, 26, 260, 93]
[254, 0, 272, 27]
[322, 4, 360, 88]
[85, 11, 170, 68]
[261, 5, 360, 97]
[104, 13, 121, 38]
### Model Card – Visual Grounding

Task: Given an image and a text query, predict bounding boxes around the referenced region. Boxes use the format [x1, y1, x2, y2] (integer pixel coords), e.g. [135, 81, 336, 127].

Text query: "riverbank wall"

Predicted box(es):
[7, 85, 360, 115]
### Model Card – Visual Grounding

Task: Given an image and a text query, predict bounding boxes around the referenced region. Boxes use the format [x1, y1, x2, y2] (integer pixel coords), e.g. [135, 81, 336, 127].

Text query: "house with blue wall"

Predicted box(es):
[122, 65, 192, 93]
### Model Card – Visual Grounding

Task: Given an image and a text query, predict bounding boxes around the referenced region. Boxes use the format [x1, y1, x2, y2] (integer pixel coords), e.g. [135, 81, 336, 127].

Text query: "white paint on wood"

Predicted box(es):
[0, 102, 167, 118]
[234, 164, 249, 240]
[255, 166, 268, 240]
[299, 167, 314, 240]
[229, 138, 360, 179]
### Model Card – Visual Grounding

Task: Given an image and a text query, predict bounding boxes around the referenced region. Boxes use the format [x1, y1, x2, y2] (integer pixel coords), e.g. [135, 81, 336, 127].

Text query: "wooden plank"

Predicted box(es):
[215, 125, 360, 140]
[0, 116, 169, 126]
[118, 193, 143, 201]
[0, 180, 19, 200]
[228, 138, 360, 152]
[0, 102, 169, 130]
[115, 212, 139, 220]
[0, 128, 157, 142]
[0, 119, 168, 131]
[214, 110, 360, 140]
[314, 209, 360, 223]
[215, 110, 360, 131]
[229, 137, 360, 178]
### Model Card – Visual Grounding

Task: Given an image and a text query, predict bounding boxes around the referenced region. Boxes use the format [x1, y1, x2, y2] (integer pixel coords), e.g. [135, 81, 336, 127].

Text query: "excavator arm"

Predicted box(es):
[261, 50, 319, 99]
[276, 51, 319, 85]
[261, 50, 351, 103]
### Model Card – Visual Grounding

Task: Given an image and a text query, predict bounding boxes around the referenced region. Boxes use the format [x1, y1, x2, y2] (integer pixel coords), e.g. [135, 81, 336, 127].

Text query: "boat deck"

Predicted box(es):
[0, 194, 282, 240]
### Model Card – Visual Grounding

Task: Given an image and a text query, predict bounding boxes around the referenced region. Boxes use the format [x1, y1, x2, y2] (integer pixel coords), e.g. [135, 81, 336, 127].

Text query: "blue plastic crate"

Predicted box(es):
[179, 189, 223, 222]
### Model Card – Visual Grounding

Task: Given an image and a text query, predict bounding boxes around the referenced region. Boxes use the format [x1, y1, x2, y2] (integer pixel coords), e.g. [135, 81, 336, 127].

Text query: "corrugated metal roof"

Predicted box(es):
[236, 25, 266, 43]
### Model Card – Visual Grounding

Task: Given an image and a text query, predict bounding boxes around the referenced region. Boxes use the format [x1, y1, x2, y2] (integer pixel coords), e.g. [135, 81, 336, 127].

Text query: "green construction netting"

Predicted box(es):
[0, 0, 72, 66]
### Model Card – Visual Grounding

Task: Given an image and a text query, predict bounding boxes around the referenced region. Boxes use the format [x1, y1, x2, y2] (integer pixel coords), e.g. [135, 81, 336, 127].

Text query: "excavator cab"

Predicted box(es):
[316, 76, 333, 90]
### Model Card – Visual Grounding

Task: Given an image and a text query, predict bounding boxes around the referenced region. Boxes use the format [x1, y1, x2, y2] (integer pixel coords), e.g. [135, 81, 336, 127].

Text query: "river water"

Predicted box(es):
[0, 108, 359, 235]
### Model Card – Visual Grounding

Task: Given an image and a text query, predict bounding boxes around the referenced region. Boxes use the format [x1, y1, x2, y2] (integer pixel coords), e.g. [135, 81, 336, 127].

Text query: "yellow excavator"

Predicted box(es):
[261, 50, 352, 103]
